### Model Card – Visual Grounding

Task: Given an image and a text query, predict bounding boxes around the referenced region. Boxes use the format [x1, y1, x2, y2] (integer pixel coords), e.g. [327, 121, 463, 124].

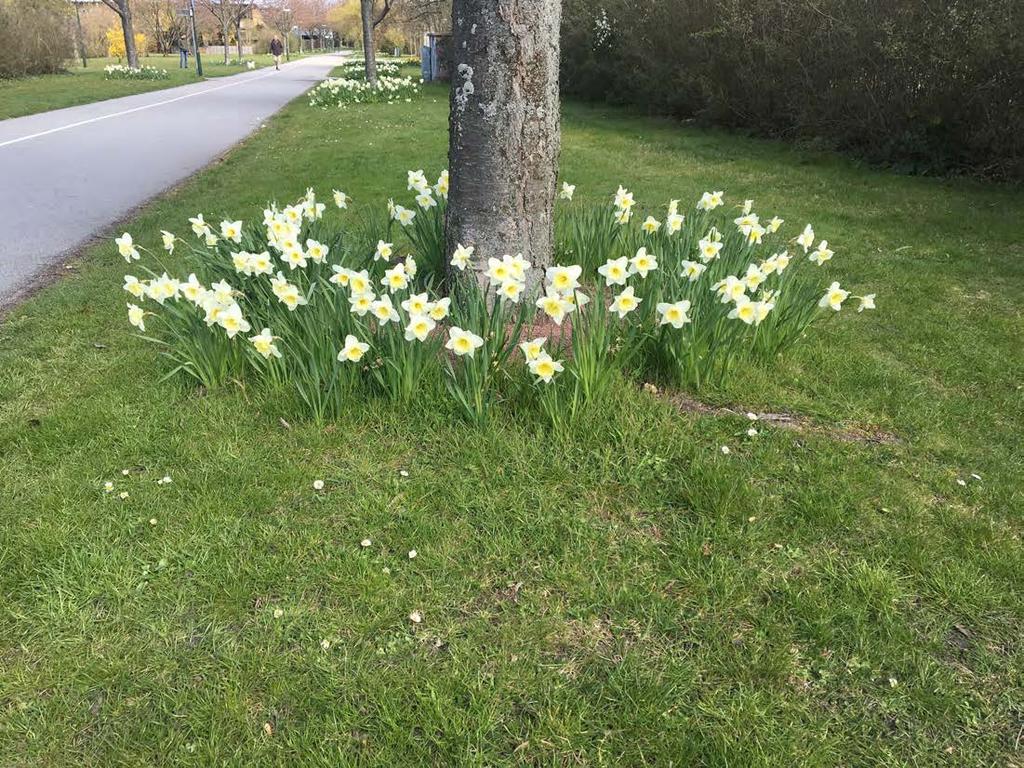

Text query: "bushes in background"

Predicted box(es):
[0, 0, 73, 78]
[561, 0, 1024, 179]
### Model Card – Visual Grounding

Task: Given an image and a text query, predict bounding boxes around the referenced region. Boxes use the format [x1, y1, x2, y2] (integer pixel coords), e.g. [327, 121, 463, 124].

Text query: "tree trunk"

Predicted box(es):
[222, 22, 229, 63]
[236, 18, 243, 60]
[119, 0, 139, 68]
[360, 0, 377, 85]
[444, 0, 562, 289]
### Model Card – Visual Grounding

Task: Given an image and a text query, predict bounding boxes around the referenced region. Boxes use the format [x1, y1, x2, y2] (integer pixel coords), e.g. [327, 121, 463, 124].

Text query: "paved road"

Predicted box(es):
[0, 53, 344, 304]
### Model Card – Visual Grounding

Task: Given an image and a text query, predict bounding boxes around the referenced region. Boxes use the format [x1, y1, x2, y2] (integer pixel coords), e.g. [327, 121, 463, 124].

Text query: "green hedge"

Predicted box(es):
[561, 0, 1024, 180]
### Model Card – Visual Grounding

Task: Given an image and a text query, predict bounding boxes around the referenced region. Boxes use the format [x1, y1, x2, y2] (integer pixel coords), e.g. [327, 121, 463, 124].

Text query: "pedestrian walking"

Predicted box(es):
[178, 38, 189, 69]
[270, 37, 284, 70]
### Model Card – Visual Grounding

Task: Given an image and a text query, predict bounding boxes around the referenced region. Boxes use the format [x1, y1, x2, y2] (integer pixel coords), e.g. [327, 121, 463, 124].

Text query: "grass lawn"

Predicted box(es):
[2, 80, 1023, 766]
[0, 51, 330, 121]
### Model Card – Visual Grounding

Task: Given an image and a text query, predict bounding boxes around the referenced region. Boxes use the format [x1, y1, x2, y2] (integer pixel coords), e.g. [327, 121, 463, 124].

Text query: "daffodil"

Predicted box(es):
[232, 251, 251, 274]
[404, 313, 436, 342]
[249, 251, 273, 275]
[629, 247, 657, 278]
[283, 248, 308, 270]
[528, 353, 564, 383]
[115, 232, 139, 262]
[499, 279, 525, 303]
[741, 199, 754, 215]
[415, 191, 437, 210]
[220, 220, 243, 243]
[656, 300, 692, 328]
[536, 290, 575, 324]
[857, 293, 876, 312]
[189, 214, 211, 238]
[160, 230, 175, 254]
[796, 224, 815, 252]
[641, 216, 661, 234]
[330, 265, 351, 286]
[767, 216, 784, 233]
[428, 294, 452, 319]
[559, 181, 576, 200]
[371, 295, 400, 324]
[394, 206, 415, 226]
[519, 336, 547, 361]
[598, 256, 630, 286]
[434, 170, 449, 198]
[348, 269, 371, 294]
[382, 264, 409, 293]
[506, 253, 531, 280]
[809, 240, 834, 266]
[734, 212, 759, 234]
[407, 169, 428, 192]
[338, 334, 370, 362]
[680, 260, 706, 282]
[451, 243, 474, 271]
[123, 275, 146, 298]
[613, 185, 635, 210]
[712, 275, 746, 303]
[127, 302, 146, 331]
[697, 191, 724, 211]
[610, 285, 642, 318]
[818, 281, 848, 311]
[743, 263, 766, 292]
[665, 212, 684, 234]
[374, 240, 393, 261]
[753, 300, 774, 325]
[349, 291, 374, 316]
[774, 251, 791, 272]
[545, 264, 583, 294]
[333, 189, 349, 209]
[746, 223, 766, 245]
[218, 303, 251, 338]
[485, 257, 512, 285]
[181, 273, 204, 303]
[698, 238, 723, 263]
[445, 327, 484, 357]
[283, 205, 303, 225]
[305, 239, 328, 263]
[250, 327, 282, 359]
[728, 296, 757, 324]
[614, 207, 632, 225]
[204, 232, 219, 247]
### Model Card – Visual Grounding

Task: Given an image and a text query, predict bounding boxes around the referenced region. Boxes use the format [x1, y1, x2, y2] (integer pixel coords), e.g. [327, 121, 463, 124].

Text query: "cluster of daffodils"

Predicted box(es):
[340, 60, 402, 78]
[119, 177, 877, 425]
[308, 75, 421, 108]
[104, 64, 169, 80]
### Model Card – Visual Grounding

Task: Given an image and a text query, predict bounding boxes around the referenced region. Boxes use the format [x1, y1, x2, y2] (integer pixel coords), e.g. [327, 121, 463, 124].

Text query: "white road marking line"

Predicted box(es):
[0, 63, 310, 150]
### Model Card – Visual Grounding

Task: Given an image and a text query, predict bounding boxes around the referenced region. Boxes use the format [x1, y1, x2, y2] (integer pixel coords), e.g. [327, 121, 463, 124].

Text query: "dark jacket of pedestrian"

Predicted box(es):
[270, 39, 284, 56]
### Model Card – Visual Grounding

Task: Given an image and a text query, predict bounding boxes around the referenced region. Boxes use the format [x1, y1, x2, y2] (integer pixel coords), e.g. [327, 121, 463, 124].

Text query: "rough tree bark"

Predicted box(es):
[102, 0, 140, 68]
[360, 0, 377, 85]
[445, 0, 562, 288]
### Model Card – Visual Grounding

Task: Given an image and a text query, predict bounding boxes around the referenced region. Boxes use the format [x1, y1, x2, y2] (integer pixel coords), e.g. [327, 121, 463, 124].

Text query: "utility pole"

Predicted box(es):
[188, 0, 204, 76]
[72, 0, 87, 68]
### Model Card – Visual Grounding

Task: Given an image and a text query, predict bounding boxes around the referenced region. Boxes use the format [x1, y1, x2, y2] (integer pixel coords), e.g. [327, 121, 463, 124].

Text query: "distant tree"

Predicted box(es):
[106, 26, 147, 60]
[359, 0, 393, 85]
[100, 0, 140, 68]
[199, 0, 252, 64]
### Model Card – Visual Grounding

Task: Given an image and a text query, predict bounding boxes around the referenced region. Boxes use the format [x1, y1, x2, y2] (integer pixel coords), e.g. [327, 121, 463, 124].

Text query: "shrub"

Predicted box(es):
[116, 176, 876, 427]
[105, 26, 147, 60]
[0, 0, 73, 78]
[560, 0, 1024, 179]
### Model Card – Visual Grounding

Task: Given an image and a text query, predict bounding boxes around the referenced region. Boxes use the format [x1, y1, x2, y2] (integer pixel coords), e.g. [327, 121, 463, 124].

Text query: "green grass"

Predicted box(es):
[0, 52, 329, 121]
[1, 83, 1023, 766]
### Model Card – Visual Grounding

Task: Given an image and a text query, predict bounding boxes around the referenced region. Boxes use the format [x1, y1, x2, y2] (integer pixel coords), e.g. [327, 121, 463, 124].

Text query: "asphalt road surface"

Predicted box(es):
[0, 53, 344, 305]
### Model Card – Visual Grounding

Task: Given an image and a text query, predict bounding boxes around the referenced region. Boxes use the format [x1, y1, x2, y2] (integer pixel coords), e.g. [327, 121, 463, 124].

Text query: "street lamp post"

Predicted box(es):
[188, 0, 203, 76]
